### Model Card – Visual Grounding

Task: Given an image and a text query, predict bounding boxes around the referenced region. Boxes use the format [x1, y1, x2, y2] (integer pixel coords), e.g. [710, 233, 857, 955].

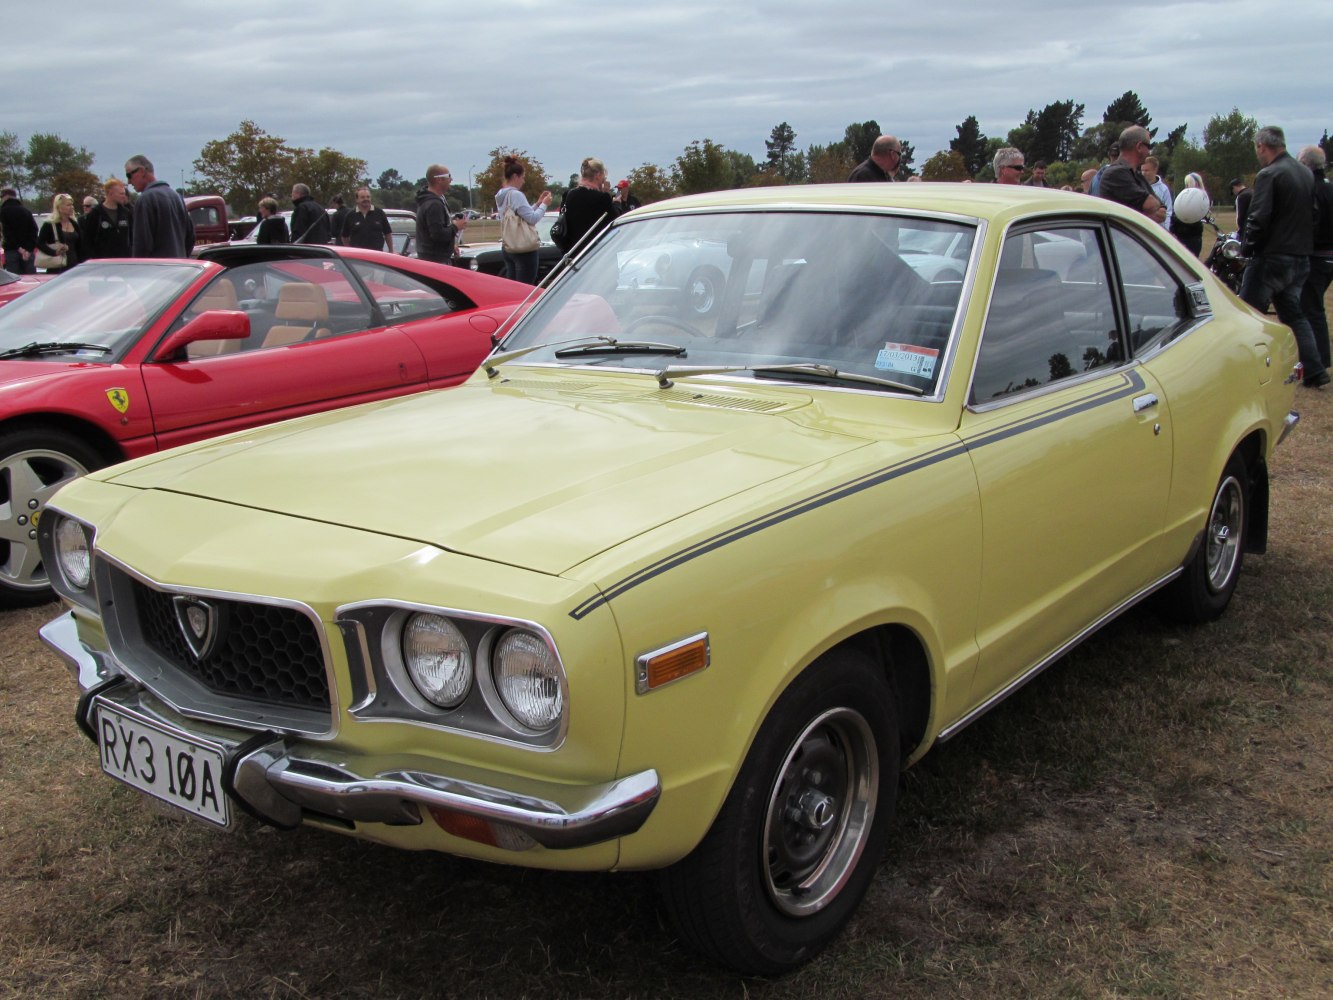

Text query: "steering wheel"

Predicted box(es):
[625, 314, 698, 337]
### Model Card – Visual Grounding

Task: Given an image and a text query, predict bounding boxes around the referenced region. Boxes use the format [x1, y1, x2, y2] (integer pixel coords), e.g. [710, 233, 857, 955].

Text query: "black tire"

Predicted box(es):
[659, 649, 899, 975]
[1160, 453, 1249, 623]
[682, 266, 725, 317]
[0, 427, 104, 606]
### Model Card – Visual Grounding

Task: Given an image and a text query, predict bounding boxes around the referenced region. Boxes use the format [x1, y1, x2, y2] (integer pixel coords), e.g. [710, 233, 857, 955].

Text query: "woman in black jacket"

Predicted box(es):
[36, 193, 84, 274]
[254, 197, 290, 244]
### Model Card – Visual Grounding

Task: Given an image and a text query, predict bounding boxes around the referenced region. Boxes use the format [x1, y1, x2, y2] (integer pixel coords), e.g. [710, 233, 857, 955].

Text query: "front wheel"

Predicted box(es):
[659, 649, 899, 975]
[0, 428, 103, 606]
[1160, 453, 1249, 623]
[682, 266, 725, 317]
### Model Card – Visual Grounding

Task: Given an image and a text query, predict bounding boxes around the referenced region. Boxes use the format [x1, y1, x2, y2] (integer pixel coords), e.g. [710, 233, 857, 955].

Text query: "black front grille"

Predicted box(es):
[132, 579, 330, 710]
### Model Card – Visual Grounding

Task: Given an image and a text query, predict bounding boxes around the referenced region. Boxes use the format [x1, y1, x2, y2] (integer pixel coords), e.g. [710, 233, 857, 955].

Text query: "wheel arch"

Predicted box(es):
[828, 623, 932, 762]
[1232, 430, 1269, 554]
[0, 413, 124, 468]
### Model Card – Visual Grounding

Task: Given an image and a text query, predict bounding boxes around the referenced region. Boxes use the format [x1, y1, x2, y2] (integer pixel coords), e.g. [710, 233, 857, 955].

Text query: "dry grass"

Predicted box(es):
[2, 263, 1331, 998]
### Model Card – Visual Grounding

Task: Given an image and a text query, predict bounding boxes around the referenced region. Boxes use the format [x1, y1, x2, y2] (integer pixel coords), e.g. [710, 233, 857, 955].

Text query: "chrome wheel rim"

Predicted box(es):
[1205, 474, 1244, 593]
[0, 447, 89, 592]
[762, 707, 878, 916]
[686, 272, 718, 314]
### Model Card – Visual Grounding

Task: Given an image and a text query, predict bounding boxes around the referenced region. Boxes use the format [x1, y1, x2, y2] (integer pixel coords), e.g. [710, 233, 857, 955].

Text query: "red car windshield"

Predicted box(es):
[0, 261, 202, 360]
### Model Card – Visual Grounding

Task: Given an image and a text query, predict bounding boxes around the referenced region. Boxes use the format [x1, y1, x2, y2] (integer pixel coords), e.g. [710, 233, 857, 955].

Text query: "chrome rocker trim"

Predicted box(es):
[42, 612, 660, 851]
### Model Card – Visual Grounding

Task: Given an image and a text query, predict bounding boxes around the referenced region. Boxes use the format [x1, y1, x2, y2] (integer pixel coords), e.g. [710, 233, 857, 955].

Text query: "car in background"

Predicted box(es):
[202, 208, 416, 250]
[39, 185, 1299, 974]
[0, 266, 53, 306]
[454, 214, 563, 279]
[0, 244, 530, 604]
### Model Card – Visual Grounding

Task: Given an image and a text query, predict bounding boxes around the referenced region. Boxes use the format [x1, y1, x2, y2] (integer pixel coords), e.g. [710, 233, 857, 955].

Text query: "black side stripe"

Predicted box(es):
[569, 368, 1148, 620]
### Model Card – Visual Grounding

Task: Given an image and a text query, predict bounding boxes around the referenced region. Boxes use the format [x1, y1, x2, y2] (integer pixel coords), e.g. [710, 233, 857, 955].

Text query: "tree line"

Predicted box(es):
[4, 93, 1331, 218]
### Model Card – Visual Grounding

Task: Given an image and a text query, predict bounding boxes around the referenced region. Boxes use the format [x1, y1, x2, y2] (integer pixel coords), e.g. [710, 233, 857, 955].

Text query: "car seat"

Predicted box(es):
[262, 283, 330, 348]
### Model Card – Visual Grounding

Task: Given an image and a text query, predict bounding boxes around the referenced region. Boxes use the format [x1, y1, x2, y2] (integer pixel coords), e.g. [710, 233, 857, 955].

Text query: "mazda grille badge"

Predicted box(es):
[173, 595, 220, 660]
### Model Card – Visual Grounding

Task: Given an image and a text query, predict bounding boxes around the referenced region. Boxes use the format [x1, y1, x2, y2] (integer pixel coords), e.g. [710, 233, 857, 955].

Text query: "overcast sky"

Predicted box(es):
[11, 1, 1331, 196]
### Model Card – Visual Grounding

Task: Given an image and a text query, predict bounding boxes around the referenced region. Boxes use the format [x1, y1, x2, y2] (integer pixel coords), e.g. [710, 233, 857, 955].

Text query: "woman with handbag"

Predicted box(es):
[495, 154, 551, 284]
[36, 193, 84, 274]
[558, 157, 615, 254]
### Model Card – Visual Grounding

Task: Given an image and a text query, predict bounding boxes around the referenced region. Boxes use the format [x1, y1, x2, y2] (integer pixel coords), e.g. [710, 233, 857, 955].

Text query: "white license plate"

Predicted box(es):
[95, 700, 231, 828]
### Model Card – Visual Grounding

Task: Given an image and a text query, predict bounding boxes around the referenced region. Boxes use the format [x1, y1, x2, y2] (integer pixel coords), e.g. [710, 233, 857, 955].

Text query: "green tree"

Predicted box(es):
[475, 147, 550, 209]
[896, 139, 917, 179]
[193, 121, 293, 212]
[50, 168, 101, 206]
[290, 147, 368, 205]
[626, 164, 674, 204]
[949, 116, 989, 177]
[1020, 100, 1084, 164]
[0, 132, 26, 195]
[1152, 123, 1189, 184]
[1203, 109, 1258, 192]
[921, 150, 969, 182]
[765, 122, 802, 182]
[806, 142, 855, 183]
[724, 149, 758, 188]
[1320, 131, 1333, 163]
[673, 139, 732, 195]
[26, 133, 95, 203]
[842, 121, 881, 163]
[1103, 90, 1151, 131]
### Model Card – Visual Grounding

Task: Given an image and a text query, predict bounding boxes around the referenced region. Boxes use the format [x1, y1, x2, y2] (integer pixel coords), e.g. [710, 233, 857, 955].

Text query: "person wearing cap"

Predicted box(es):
[0, 187, 38, 273]
[611, 178, 641, 217]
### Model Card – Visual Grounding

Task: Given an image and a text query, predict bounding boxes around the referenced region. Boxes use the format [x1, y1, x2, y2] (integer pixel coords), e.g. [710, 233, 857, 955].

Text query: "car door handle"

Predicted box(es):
[1132, 393, 1159, 413]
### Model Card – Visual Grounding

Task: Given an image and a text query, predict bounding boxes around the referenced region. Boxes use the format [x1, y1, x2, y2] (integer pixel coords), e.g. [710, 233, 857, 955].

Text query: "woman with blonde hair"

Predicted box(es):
[36, 193, 84, 274]
[557, 156, 614, 252]
[494, 154, 551, 284]
[1169, 172, 1209, 257]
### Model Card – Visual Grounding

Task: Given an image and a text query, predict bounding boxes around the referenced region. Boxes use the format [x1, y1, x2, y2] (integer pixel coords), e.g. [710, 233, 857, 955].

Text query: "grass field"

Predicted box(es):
[1, 221, 1330, 999]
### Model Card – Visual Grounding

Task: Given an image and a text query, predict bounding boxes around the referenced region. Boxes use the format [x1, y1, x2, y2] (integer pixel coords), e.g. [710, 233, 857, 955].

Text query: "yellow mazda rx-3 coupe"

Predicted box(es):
[39, 184, 1301, 975]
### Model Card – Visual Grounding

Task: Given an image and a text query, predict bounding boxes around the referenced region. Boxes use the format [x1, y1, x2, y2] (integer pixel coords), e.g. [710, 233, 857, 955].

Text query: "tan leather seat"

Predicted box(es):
[187, 279, 242, 358]
[263, 282, 330, 348]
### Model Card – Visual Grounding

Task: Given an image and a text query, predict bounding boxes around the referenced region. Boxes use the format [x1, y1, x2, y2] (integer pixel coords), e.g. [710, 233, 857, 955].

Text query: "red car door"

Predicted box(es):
[139, 259, 429, 451]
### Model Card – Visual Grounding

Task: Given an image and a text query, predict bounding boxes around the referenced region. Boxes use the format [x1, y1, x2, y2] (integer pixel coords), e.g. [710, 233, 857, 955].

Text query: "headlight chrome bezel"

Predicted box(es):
[351, 601, 569, 748]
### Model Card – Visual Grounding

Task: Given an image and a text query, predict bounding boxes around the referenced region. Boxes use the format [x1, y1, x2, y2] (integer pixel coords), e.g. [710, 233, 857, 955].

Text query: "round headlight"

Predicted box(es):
[492, 630, 563, 731]
[55, 518, 91, 590]
[468, 258, 479, 271]
[402, 613, 472, 708]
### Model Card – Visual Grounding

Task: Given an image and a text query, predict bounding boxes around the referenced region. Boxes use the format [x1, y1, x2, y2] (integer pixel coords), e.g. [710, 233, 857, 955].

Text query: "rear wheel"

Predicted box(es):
[0, 428, 103, 606]
[682, 266, 725, 317]
[659, 649, 899, 975]
[1160, 453, 1249, 623]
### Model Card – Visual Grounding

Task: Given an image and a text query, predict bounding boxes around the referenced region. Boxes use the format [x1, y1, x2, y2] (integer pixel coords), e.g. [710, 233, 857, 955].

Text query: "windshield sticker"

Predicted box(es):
[875, 343, 938, 379]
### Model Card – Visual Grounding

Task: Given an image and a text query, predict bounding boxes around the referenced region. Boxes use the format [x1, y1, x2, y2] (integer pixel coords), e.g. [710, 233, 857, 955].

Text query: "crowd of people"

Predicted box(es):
[846, 122, 1330, 389]
[1, 134, 1329, 379]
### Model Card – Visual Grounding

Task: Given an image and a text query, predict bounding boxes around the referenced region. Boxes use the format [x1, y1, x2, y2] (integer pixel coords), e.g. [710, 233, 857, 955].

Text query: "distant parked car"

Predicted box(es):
[455, 214, 563, 279]
[0, 243, 530, 604]
[0, 266, 53, 306]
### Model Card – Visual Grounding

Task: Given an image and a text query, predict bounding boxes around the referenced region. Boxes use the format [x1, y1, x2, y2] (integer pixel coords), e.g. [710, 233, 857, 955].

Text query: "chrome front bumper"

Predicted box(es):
[41, 611, 659, 850]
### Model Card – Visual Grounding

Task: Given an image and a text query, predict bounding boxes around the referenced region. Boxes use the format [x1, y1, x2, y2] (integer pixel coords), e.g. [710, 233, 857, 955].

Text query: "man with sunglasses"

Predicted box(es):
[124, 155, 194, 258]
[1096, 126, 1167, 223]
[993, 147, 1025, 184]
[847, 135, 903, 182]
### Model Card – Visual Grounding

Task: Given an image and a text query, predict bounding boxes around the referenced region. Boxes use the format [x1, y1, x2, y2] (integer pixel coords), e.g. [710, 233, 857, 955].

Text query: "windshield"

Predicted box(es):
[0, 261, 200, 360]
[499, 211, 975, 394]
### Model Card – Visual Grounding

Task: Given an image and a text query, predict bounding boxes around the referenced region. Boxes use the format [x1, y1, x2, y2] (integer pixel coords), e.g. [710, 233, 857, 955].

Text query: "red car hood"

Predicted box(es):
[0, 273, 54, 305]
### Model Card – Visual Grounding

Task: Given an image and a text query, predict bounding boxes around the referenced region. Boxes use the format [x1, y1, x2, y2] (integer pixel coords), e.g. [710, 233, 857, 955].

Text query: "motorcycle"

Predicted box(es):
[1204, 217, 1246, 293]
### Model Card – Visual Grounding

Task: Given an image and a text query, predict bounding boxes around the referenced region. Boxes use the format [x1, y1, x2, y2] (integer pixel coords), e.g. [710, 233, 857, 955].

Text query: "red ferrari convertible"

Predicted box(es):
[0, 244, 532, 603]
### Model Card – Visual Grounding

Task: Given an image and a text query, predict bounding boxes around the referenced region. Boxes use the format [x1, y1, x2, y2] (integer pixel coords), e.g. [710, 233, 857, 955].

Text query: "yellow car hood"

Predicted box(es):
[103, 376, 873, 575]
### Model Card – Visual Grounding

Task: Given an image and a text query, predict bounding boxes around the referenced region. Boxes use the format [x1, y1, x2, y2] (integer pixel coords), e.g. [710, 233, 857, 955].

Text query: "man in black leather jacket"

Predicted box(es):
[1240, 125, 1326, 388]
[1299, 145, 1333, 375]
[289, 184, 331, 244]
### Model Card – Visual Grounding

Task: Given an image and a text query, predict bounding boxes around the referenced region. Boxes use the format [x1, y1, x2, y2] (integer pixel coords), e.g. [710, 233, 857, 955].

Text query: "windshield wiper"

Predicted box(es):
[656, 362, 924, 395]
[555, 339, 686, 358]
[484, 336, 615, 377]
[0, 341, 114, 360]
